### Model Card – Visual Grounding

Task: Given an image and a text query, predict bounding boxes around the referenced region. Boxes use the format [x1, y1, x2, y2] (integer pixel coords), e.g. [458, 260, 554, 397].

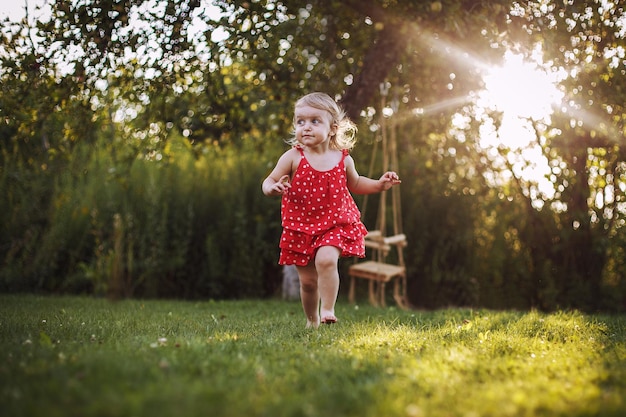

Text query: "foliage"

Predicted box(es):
[1, 295, 625, 417]
[1, 133, 285, 299]
[1, 0, 626, 310]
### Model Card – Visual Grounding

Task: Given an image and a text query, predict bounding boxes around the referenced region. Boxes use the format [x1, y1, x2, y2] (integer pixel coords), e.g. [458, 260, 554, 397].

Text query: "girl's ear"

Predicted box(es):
[330, 122, 338, 137]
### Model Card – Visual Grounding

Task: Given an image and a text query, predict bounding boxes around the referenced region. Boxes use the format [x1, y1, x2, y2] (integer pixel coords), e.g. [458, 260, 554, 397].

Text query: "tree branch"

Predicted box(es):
[338, 1, 409, 121]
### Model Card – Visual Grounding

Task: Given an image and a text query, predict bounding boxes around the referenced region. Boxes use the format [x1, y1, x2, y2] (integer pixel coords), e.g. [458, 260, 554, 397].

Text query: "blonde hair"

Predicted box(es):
[287, 92, 358, 150]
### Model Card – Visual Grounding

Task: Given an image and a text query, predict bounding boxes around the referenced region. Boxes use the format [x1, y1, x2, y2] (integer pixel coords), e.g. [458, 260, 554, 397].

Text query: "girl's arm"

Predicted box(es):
[262, 148, 299, 196]
[345, 155, 401, 195]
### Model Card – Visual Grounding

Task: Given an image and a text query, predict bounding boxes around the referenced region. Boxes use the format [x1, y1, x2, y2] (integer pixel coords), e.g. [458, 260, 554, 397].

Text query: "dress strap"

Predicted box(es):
[295, 145, 305, 156]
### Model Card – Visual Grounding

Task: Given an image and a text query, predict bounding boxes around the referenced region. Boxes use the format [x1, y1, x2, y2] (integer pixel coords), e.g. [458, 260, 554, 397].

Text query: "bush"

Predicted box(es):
[0, 134, 285, 299]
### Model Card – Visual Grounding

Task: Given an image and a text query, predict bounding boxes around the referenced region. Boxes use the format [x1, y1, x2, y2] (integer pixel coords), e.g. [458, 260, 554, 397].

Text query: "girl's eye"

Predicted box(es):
[295, 118, 323, 125]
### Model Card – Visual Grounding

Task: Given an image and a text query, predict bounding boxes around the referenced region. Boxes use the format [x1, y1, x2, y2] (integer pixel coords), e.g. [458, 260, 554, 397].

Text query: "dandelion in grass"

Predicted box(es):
[150, 337, 168, 348]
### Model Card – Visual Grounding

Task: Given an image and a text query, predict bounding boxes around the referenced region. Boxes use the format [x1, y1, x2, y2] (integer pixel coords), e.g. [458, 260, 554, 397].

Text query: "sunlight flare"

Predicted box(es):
[471, 48, 568, 205]
[480, 50, 565, 122]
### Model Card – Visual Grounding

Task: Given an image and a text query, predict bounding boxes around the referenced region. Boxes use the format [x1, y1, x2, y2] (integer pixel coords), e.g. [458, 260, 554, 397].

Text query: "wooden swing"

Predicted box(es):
[348, 86, 409, 309]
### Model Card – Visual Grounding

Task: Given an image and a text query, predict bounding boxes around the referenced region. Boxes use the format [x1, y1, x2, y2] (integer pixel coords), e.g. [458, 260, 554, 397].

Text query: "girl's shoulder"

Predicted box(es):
[278, 146, 301, 158]
[286, 146, 304, 159]
[343, 152, 355, 167]
[279, 147, 303, 174]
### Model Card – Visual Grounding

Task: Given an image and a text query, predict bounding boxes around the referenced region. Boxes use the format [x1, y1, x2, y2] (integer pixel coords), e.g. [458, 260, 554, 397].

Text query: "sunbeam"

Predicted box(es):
[412, 96, 473, 117]
[405, 26, 571, 208]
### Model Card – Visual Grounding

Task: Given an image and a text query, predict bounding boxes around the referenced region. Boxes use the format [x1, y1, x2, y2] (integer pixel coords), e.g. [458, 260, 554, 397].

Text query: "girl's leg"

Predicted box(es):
[315, 246, 341, 323]
[296, 263, 320, 328]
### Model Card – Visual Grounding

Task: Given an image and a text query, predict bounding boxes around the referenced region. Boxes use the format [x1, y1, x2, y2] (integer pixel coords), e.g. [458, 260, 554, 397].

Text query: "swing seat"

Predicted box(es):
[348, 231, 408, 308]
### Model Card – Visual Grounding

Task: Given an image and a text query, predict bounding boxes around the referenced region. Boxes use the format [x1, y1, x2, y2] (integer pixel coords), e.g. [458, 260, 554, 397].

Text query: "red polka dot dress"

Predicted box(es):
[279, 147, 368, 266]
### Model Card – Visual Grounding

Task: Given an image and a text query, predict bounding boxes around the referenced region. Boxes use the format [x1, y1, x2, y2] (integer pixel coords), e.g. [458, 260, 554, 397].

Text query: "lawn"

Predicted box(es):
[1, 295, 625, 417]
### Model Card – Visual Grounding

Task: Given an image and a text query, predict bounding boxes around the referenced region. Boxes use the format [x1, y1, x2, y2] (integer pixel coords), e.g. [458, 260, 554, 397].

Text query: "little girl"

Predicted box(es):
[262, 92, 401, 328]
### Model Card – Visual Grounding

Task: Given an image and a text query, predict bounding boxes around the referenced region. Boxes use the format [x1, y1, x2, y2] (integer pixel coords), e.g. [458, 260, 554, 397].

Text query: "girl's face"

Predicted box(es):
[294, 105, 337, 149]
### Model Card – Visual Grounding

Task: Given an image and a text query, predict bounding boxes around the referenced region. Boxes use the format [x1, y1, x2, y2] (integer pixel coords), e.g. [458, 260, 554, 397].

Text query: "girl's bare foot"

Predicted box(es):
[306, 316, 320, 329]
[320, 311, 337, 324]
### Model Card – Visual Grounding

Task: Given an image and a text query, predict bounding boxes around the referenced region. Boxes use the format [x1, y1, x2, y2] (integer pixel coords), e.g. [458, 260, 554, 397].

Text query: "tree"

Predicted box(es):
[2, 0, 625, 310]
[491, 1, 626, 309]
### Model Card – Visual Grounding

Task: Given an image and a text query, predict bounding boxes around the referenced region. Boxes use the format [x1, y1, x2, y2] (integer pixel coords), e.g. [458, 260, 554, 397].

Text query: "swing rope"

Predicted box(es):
[348, 83, 408, 309]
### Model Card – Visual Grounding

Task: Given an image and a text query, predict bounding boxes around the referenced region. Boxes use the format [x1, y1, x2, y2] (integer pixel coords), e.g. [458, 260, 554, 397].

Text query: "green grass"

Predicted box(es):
[1, 295, 625, 417]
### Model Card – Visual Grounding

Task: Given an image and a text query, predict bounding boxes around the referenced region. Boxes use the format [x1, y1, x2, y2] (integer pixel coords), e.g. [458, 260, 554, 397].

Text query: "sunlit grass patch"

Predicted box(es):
[1, 295, 624, 417]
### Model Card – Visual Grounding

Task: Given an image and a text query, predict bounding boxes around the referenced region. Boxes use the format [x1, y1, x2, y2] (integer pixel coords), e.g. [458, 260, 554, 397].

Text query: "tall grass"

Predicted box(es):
[3, 126, 626, 310]
[1, 135, 284, 298]
[1, 295, 624, 417]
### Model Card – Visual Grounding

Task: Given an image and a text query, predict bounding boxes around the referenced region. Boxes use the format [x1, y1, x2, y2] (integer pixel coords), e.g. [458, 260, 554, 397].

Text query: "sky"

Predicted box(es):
[0, 0, 46, 21]
[1, 1, 226, 42]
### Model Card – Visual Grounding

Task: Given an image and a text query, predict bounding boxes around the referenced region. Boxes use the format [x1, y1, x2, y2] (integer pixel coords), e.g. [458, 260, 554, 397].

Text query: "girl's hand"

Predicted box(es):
[379, 171, 401, 191]
[269, 174, 291, 195]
